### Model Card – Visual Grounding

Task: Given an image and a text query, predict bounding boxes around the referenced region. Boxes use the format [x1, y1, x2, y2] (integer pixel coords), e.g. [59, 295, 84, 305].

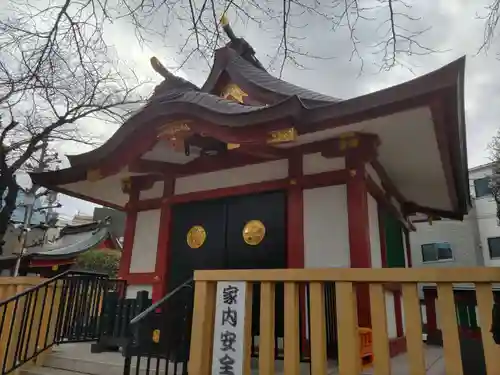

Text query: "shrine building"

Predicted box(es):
[30, 21, 470, 356]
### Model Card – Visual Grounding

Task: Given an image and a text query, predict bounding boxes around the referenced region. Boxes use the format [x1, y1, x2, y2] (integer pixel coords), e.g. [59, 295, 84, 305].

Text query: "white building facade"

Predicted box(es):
[410, 162, 500, 269]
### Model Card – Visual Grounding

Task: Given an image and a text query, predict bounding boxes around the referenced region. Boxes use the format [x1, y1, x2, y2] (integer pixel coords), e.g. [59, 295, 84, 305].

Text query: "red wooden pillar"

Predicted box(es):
[286, 154, 308, 353]
[118, 188, 139, 280]
[346, 155, 372, 328]
[424, 289, 438, 337]
[152, 178, 174, 302]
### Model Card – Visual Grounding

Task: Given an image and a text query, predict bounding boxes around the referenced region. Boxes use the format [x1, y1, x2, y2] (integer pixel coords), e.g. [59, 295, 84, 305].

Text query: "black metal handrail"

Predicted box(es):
[0, 270, 107, 306]
[123, 278, 194, 375]
[129, 277, 193, 325]
[0, 270, 126, 375]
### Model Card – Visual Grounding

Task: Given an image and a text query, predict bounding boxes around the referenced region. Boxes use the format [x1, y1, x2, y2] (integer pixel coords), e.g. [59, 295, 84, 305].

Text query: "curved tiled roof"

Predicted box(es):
[225, 54, 341, 105]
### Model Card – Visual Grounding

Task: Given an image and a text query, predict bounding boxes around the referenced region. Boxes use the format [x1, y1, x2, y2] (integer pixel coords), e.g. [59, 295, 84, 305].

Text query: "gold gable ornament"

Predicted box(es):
[242, 220, 266, 246]
[221, 83, 248, 104]
[86, 168, 102, 182]
[186, 225, 207, 249]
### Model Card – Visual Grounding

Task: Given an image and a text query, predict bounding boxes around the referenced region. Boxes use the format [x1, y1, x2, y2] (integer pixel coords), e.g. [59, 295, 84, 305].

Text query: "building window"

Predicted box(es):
[488, 237, 500, 259]
[421, 242, 453, 262]
[474, 177, 492, 198]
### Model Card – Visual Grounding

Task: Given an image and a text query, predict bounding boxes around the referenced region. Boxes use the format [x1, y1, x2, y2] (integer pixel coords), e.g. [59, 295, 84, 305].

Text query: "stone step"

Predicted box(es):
[22, 366, 84, 375]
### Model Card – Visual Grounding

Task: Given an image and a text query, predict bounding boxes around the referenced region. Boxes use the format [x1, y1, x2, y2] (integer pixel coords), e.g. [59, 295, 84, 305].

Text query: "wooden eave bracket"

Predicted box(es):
[402, 202, 463, 221]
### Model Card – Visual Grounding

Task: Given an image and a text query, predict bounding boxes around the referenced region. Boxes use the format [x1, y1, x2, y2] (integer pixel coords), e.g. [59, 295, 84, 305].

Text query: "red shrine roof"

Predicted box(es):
[30, 26, 470, 221]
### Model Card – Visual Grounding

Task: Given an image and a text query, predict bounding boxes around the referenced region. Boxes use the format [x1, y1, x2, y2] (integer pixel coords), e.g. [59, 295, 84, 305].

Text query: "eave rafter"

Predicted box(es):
[128, 132, 380, 179]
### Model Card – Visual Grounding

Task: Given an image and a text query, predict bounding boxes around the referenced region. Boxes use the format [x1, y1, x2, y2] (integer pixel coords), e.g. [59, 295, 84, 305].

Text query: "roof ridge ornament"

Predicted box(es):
[149, 56, 200, 97]
[218, 14, 266, 71]
[220, 13, 237, 43]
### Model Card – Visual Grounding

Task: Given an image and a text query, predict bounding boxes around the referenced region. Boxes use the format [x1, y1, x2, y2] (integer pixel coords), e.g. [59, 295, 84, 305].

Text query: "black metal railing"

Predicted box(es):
[122, 278, 194, 375]
[92, 290, 152, 353]
[0, 270, 126, 375]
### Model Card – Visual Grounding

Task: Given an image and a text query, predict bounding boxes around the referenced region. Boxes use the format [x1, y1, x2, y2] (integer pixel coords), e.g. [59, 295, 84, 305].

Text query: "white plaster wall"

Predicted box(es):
[139, 181, 164, 200]
[61, 168, 131, 207]
[364, 163, 404, 217]
[303, 185, 350, 268]
[365, 163, 383, 192]
[126, 285, 153, 299]
[421, 304, 427, 324]
[129, 209, 161, 273]
[302, 153, 345, 175]
[368, 193, 382, 268]
[385, 291, 397, 339]
[174, 159, 288, 194]
[402, 228, 409, 268]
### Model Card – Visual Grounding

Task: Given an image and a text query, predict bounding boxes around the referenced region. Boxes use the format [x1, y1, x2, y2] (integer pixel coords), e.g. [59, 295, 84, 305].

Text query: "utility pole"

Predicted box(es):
[13, 138, 60, 276]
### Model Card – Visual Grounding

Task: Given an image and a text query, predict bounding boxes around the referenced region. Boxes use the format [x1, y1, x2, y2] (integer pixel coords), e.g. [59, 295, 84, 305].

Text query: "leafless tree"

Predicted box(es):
[488, 130, 500, 224]
[0, 1, 146, 253]
[480, 0, 500, 54]
[3, 0, 441, 81]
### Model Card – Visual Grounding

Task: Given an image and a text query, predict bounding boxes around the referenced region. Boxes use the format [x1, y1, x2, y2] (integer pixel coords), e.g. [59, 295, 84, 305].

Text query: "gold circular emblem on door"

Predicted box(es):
[186, 225, 206, 249]
[242, 220, 266, 246]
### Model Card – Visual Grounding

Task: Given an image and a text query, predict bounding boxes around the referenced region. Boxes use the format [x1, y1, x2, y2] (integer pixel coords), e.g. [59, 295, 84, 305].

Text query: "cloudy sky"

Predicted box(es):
[47, 0, 500, 218]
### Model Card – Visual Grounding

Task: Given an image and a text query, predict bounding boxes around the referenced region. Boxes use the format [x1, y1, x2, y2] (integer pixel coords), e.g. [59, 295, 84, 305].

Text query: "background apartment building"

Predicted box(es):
[410, 162, 500, 340]
[410, 162, 499, 268]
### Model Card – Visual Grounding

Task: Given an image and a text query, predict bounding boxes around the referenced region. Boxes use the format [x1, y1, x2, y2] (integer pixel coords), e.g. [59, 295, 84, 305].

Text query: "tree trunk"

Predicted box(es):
[0, 175, 19, 255]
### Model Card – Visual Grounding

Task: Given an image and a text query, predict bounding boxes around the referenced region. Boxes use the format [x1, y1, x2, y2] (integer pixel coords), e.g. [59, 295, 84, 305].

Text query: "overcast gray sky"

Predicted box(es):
[51, 0, 500, 218]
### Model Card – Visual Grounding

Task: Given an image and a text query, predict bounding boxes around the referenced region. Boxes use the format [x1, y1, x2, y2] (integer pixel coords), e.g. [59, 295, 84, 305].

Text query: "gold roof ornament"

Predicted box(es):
[121, 177, 132, 193]
[267, 128, 297, 144]
[221, 83, 248, 103]
[220, 13, 229, 27]
[339, 132, 359, 150]
[157, 121, 191, 139]
[86, 168, 102, 182]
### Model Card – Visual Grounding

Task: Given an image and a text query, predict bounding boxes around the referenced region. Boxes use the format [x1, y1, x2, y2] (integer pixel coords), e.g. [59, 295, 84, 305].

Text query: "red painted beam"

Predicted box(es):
[132, 169, 349, 211]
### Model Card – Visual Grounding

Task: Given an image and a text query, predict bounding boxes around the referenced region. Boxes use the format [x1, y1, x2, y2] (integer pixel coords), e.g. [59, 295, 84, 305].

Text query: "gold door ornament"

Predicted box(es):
[186, 225, 207, 249]
[242, 220, 266, 246]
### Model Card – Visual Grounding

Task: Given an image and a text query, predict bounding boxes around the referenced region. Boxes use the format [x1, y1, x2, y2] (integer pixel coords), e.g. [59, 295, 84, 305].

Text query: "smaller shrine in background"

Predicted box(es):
[19, 217, 122, 278]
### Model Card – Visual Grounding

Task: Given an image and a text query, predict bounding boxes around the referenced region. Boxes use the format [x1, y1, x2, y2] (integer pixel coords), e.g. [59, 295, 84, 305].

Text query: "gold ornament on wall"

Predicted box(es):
[186, 225, 207, 249]
[242, 220, 266, 246]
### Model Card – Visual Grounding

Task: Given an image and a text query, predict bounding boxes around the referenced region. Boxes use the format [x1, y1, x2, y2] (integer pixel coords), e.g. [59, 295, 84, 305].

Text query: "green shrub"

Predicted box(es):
[76, 249, 121, 277]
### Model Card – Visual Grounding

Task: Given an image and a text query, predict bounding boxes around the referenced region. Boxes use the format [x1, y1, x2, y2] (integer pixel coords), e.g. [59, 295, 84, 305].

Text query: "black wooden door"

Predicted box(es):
[167, 191, 287, 289]
[225, 191, 287, 269]
[225, 191, 287, 339]
[168, 199, 226, 290]
[166, 191, 287, 359]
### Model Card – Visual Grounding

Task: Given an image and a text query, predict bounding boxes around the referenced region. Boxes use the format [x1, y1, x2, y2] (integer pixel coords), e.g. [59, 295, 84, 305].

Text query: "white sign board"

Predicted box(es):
[211, 281, 247, 375]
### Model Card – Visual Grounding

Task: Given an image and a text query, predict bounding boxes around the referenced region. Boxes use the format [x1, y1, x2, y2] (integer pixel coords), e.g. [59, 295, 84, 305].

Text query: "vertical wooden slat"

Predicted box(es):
[336, 282, 360, 375]
[309, 282, 327, 375]
[475, 283, 500, 375]
[188, 281, 216, 375]
[437, 283, 463, 375]
[369, 283, 391, 375]
[402, 283, 426, 375]
[284, 282, 300, 375]
[259, 282, 275, 375]
[243, 283, 253, 375]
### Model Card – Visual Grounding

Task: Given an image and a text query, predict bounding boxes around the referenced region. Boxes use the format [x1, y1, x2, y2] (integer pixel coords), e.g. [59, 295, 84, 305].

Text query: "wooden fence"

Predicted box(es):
[188, 267, 500, 375]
